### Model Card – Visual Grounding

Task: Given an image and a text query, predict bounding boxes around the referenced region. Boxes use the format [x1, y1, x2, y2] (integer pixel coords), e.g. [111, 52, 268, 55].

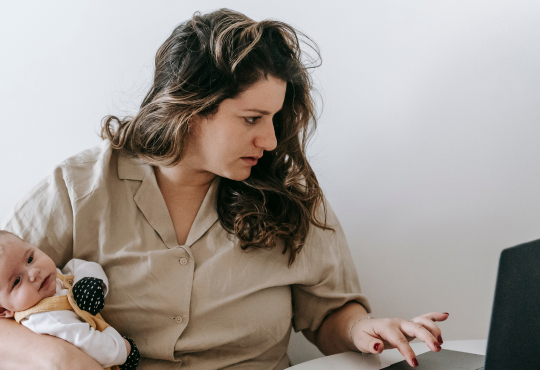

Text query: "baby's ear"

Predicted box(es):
[0, 307, 15, 318]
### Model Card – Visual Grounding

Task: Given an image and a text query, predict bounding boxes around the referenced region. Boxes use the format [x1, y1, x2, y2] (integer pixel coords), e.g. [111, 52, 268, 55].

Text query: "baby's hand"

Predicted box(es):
[72, 277, 105, 315]
[120, 337, 140, 370]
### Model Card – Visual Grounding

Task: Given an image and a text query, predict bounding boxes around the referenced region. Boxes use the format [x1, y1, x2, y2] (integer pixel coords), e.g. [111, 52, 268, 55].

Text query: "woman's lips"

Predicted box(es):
[241, 157, 258, 166]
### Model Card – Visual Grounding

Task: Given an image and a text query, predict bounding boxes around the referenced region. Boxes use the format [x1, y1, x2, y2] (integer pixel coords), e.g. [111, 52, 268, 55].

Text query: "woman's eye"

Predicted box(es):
[13, 277, 20, 288]
[245, 117, 261, 124]
[28, 255, 34, 264]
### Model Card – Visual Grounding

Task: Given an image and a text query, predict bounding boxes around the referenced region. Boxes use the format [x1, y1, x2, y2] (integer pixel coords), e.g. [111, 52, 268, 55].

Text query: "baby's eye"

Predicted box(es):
[27, 255, 34, 264]
[245, 117, 261, 124]
[13, 277, 20, 288]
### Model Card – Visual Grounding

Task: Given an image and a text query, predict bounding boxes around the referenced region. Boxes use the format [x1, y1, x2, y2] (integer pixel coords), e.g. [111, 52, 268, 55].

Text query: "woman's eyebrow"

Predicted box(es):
[242, 109, 271, 115]
[242, 108, 282, 115]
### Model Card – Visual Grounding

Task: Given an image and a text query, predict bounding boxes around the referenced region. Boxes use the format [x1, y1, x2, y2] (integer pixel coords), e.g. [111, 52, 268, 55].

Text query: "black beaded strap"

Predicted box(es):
[119, 336, 140, 370]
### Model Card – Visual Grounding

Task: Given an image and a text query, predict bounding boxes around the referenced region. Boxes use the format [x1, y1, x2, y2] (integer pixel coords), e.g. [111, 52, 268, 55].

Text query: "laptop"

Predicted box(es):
[382, 238, 540, 370]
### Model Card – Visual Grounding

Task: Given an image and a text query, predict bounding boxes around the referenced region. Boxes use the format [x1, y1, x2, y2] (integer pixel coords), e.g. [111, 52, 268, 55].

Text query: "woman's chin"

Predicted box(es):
[222, 169, 252, 181]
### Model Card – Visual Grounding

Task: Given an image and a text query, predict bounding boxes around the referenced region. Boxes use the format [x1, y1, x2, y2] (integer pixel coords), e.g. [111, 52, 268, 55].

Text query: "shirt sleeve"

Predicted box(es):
[62, 259, 110, 297]
[291, 198, 371, 333]
[1, 165, 74, 268]
[21, 310, 128, 367]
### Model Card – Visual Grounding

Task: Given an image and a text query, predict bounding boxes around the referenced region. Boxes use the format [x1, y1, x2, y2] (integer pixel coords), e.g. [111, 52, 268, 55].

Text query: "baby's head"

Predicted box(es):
[0, 231, 57, 318]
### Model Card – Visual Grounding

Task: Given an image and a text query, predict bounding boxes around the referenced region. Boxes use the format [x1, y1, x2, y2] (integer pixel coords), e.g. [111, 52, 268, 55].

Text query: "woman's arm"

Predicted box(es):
[303, 302, 448, 367]
[302, 301, 369, 355]
[23, 310, 129, 368]
[0, 318, 103, 370]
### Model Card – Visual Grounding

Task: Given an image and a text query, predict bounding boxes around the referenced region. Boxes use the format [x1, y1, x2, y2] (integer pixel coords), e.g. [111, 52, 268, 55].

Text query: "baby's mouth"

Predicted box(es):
[39, 275, 50, 291]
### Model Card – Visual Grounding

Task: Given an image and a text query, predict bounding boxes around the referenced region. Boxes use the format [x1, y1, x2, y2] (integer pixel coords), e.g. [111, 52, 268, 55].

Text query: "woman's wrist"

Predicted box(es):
[311, 301, 370, 355]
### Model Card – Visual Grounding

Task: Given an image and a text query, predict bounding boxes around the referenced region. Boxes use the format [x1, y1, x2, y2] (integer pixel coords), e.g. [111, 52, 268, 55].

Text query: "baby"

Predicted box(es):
[0, 230, 140, 369]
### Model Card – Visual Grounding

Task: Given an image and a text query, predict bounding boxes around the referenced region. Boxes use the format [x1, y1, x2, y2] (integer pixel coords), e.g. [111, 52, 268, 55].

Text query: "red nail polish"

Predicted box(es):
[438, 335, 443, 344]
[374, 343, 380, 351]
[443, 312, 449, 315]
[412, 358, 419, 367]
[434, 343, 441, 349]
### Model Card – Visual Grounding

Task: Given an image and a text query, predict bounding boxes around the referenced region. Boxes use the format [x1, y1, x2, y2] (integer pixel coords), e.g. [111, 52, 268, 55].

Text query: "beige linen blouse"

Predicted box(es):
[2, 142, 370, 370]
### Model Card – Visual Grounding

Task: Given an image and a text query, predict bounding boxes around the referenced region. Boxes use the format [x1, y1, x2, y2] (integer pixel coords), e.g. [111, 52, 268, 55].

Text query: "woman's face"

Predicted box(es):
[185, 75, 287, 181]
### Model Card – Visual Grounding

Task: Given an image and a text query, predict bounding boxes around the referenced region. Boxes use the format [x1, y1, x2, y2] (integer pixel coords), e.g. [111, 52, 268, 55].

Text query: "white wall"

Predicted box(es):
[2, 0, 540, 365]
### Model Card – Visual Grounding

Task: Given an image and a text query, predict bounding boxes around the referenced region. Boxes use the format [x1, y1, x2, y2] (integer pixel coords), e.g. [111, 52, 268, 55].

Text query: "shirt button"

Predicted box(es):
[179, 257, 188, 265]
[175, 316, 183, 324]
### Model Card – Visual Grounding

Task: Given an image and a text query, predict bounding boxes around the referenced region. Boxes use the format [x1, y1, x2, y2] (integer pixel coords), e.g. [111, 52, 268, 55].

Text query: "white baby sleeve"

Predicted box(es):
[61, 258, 109, 296]
[22, 310, 128, 367]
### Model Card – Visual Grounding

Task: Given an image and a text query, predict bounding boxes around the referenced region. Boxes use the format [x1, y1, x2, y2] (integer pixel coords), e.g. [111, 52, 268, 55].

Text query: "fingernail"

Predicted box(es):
[374, 343, 380, 351]
[438, 335, 443, 344]
[434, 343, 441, 349]
[443, 312, 449, 315]
[412, 358, 419, 367]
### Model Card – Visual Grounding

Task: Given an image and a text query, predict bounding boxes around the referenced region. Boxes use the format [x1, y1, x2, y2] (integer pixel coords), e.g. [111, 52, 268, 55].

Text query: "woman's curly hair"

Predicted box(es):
[101, 8, 331, 265]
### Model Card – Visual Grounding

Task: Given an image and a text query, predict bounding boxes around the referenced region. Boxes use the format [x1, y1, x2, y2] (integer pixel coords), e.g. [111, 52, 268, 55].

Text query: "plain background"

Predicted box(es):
[2, 0, 540, 365]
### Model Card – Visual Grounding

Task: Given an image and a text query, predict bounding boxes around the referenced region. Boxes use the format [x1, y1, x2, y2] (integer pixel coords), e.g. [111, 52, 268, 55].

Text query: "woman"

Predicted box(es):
[0, 9, 446, 369]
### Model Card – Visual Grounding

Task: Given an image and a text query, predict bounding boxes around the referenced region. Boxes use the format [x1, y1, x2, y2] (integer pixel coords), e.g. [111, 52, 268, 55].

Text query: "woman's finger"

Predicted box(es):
[413, 312, 449, 343]
[410, 316, 443, 343]
[417, 312, 449, 323]
[381, 325, 419, 367]
[350, 328, 385, 354]
[365, 338, 385, 354]
[400, 321, 442, 352]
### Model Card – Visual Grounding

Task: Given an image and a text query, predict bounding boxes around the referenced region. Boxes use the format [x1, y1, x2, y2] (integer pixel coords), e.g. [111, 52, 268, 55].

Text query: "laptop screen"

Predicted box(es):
[484, 239, 540, 369]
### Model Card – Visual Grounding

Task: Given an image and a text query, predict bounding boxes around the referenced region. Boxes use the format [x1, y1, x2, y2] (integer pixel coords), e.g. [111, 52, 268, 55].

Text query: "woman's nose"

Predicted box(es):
[254, 119, 277, 151]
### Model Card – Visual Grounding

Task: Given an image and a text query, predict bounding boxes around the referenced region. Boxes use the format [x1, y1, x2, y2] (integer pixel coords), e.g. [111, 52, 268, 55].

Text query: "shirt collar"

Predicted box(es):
[117, 150, 149, 181]
[117, 150, 220, 250]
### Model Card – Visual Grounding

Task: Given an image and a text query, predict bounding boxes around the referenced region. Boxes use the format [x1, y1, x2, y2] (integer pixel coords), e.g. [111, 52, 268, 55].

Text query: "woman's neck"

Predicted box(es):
[153, 162, 215, 195]
[153, 163, 216, 245]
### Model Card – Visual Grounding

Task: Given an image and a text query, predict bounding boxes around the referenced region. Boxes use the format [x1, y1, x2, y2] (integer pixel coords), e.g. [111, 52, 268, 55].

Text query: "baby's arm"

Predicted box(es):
[59, 259, 140, 369]
[63, 259, 108, 315]
[62, 259, 109, 294]
[22, 310, 128, 368]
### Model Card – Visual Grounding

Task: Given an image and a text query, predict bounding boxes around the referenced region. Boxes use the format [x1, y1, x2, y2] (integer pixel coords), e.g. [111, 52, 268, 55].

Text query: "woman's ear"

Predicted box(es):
[0, 307, 15, 318]
[188, 114, 203, 132]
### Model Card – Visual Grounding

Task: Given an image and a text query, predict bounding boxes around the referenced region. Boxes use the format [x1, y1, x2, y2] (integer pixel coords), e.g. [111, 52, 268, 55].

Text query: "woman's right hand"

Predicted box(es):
[0, 318, 103, 370]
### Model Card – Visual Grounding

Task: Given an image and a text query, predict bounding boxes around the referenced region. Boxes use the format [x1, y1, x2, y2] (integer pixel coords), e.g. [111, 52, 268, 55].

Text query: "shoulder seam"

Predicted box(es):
[60, 158, 100, 203]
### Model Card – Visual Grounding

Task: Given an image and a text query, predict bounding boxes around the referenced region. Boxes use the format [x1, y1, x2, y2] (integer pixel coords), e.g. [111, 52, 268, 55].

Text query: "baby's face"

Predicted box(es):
[0, 234, 57, 318]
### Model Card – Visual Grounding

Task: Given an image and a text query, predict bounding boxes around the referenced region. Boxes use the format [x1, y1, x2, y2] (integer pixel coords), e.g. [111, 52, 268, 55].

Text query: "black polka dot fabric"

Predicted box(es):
[120, 336, 140, 370]
[72, 277, 105, 316]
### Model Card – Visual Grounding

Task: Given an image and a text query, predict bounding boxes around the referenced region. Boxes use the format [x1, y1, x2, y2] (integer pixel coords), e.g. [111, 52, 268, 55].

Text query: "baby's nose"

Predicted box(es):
[29, 267, 40, 282]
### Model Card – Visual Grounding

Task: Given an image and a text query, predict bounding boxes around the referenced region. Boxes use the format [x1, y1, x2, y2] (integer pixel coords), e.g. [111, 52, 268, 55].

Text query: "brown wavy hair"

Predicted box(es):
[101, 9, 331, 265]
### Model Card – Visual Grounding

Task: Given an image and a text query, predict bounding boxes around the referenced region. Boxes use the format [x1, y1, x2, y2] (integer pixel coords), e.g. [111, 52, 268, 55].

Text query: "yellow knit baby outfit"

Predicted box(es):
[15, 272, 120, 370]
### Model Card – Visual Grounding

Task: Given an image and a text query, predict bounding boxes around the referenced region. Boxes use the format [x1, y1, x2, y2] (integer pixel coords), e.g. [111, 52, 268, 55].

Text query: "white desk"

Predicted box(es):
[289, 340, 487, 369]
